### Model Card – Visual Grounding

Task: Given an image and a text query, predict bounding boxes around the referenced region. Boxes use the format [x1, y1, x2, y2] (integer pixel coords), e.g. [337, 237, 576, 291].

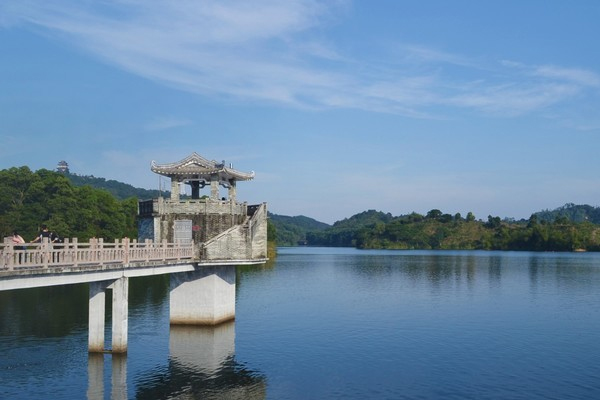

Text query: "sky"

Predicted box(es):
[1, 1, 600, 224]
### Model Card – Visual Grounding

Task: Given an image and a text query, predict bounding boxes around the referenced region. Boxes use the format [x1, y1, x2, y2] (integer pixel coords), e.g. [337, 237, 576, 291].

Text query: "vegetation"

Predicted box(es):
[306, 210, 393, 247]
[4, 165, 599, 253]
[268, 212, 330, 246]
[534, 203, 600, 224]
[63, 172, 164, 200]
[0, 167, 138, 241]
[2, 166, 279, 252]
[306, 205, 600, 252]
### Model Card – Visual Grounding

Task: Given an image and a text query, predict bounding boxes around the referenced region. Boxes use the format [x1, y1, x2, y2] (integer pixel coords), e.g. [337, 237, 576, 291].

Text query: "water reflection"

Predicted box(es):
[4, 249, 600, 399]
[87, 353, 105, 399]
[337, 250, 600, 297]
[87, 353, 128, 400]
[0, 284, 88, 337]
[134, 322, 266, 399]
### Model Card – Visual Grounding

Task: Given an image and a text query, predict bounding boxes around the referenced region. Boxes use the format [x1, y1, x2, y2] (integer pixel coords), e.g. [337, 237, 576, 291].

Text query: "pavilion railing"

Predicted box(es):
[0, 238, 194, 272]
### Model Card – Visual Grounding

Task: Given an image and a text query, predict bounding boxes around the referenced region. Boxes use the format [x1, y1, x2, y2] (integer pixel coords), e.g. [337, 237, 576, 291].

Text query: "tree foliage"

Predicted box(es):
[268, 213, 330, 246]
[305, 207, 600, 252]
[534, 203, 600, 224]
[0, 167, 137, 241]
[64, 172, 164, 200]
[307, 210, 394, 247]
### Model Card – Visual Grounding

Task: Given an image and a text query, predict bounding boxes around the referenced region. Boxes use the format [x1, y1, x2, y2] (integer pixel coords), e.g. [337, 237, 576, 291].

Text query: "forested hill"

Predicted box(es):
[305, 204, 600, 252]
[304, 210, 395, 247]
[534, 203, 600, 224]
[4, 164, 599, 252]
[0, 167, 137, 241]
[268, 213, 330, 246]
[64, 172, 164, 200]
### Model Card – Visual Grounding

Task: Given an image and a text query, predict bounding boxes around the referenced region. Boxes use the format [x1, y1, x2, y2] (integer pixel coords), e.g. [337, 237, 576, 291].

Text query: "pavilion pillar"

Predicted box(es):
[169, 266, 236, 325]
[210, 174, 219, 200]
[170, 178, 180, 201]
[191, 181, 200, 199]
[228, 180, 237, 202]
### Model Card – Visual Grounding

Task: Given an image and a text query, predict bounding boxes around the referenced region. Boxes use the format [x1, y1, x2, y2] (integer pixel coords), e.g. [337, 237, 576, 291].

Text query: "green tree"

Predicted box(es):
[466, 212, 476, 222]
[426, 209, 443, 220]
[267, 219, 277, 242]
[0, 167, 140, 241]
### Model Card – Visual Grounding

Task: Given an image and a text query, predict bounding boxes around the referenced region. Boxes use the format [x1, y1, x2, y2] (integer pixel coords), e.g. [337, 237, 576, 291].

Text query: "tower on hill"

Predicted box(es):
[56, 160, 70, 174]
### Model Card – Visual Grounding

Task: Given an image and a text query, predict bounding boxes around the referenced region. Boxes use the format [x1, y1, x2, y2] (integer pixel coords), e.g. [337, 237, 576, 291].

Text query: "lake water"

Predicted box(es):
[1, 247, 600, 399]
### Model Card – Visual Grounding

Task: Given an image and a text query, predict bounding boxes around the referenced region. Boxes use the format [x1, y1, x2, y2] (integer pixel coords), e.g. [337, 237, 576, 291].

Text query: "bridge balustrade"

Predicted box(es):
[0, 238, 194, 272]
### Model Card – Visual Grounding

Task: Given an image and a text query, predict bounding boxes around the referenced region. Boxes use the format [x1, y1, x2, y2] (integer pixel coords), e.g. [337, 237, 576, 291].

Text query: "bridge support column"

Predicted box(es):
[170, 266, 236, 325]
[88, 277, 129, 353]
[110, 277, 129, 353]
[88, 281, 109, 353]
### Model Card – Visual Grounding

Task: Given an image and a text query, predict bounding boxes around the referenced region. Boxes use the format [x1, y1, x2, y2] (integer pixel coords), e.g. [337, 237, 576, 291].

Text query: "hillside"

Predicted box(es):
[306, 209, 394, 247]
[305, 204, 600, 252]
[0, 167, 137, 240]
[64, 172, 164, 200]
[268, 213, 330, 246]
[534, 203, 600, 224]
[8, 164, 599, 252]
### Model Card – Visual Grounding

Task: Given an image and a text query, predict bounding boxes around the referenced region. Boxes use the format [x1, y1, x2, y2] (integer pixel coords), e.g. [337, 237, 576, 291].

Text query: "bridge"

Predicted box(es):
[0, 153, 268, 354]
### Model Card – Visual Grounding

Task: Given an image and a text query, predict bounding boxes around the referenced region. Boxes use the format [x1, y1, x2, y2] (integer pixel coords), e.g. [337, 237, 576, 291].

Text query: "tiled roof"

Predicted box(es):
[150, 152, 255, 181]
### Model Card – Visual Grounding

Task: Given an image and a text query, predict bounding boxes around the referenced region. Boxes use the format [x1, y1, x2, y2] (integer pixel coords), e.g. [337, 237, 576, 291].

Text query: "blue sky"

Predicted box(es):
[1, 1, 600, 224]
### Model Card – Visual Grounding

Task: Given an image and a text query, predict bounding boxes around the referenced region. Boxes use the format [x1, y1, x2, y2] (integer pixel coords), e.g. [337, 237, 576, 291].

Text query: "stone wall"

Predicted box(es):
[137, 198, 267, 262]
[160, 213, 246, 243]
[250, 203, 268, 259]
[202, 203, 267, 261]
[157, 198, 247, 216]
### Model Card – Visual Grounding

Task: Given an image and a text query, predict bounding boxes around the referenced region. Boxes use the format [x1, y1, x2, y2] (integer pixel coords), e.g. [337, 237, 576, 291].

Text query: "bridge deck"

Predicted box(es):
[0, 238, 266, 291]
[1, 238, 193, 271]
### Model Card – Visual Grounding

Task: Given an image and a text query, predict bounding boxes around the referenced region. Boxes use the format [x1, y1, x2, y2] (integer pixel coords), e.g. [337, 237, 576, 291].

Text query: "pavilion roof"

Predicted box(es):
[150, 152, 255, 181]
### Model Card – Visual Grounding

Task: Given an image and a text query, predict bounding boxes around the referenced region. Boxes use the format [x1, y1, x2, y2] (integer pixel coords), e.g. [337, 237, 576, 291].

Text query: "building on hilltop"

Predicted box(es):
[137, 152, 267, 262]
[56, 160, 70, 174]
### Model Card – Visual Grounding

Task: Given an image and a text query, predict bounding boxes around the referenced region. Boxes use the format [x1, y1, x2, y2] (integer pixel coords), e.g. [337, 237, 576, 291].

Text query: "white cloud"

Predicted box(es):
[2, 0, 598, 119]
[447, 82, 580, 116]
[533, 65, 600, 87]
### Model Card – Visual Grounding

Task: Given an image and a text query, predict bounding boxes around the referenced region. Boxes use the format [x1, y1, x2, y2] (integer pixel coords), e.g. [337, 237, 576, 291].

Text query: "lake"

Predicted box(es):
[1, 247, 600, 399]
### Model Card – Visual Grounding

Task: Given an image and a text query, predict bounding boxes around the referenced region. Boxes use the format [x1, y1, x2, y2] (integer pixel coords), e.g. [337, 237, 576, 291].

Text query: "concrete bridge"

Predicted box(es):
[0, 153, 268, 354]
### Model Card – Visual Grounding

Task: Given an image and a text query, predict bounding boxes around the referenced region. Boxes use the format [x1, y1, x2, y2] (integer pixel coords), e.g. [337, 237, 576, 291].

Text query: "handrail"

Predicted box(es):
[0, 238, 194, 272]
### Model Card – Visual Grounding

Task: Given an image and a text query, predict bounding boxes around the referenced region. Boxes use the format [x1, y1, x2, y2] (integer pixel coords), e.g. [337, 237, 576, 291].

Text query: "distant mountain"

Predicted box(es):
[306, 209, 396, 247]
[268, 213, 330, 246]
[534, 203, 600, 224]
[64, 172, 165, 200]
[330, 209, 394, 229]
[57, 169, 600, 251]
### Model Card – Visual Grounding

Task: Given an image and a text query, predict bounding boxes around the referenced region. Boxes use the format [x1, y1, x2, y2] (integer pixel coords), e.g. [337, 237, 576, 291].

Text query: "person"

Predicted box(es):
[31, 224, 59, 263]
[31, 224, 56, 244]
[11, 231, 25, 247]
[11, 231, 26, 263]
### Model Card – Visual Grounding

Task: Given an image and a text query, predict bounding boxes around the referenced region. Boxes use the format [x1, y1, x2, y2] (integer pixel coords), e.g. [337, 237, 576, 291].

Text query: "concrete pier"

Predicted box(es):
[2, 152, 268, 360]
[111, 277, 129, 353]
[169, 266, 236, 325]
[88, 281, 108, 353]
[88, 277, 129, 353]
